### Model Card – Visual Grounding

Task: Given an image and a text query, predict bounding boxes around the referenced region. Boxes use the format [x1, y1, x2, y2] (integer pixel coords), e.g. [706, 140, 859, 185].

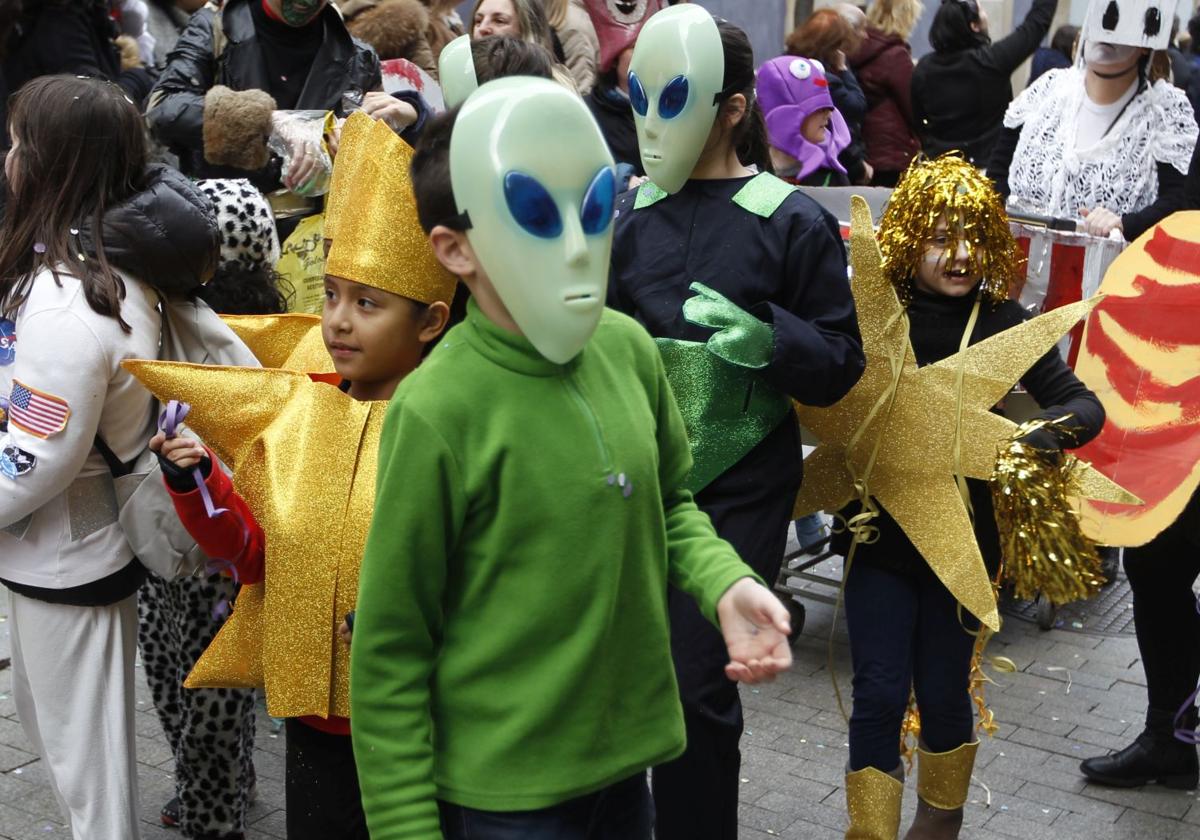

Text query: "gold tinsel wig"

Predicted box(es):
[878, 154, 1024, 307]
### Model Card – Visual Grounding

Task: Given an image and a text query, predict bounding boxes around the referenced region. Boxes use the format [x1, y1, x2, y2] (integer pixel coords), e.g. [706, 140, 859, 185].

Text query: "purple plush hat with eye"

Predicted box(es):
[756, 56, 850, 181]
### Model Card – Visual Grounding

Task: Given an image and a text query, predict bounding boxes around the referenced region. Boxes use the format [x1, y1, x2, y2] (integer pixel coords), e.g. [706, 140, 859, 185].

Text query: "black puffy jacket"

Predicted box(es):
[146, 0, 381, 191]
[81, 165, 220, 295]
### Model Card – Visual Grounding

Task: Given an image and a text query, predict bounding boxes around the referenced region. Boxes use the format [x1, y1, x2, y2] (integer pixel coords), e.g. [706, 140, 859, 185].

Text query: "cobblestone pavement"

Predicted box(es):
[0, 565, 1195, 840]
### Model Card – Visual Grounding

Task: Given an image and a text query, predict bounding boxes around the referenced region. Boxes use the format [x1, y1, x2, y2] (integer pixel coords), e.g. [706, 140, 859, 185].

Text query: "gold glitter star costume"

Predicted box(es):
[793, 195, 1138, 631]
[126, 361, 383, 719]
[122, 115, 456, 720]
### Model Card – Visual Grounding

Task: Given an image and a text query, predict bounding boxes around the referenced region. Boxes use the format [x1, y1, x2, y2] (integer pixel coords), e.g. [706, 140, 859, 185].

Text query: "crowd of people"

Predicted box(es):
[0, 0, 1198, 839]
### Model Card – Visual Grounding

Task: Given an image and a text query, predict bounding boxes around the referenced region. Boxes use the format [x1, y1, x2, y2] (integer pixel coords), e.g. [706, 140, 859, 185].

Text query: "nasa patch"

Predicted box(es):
[0, 443, 35, 480]
[0, 319, 14, 366]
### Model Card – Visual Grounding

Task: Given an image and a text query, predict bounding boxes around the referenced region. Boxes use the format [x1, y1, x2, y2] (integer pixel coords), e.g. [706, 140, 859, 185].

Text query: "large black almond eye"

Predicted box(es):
[1102, 0, 1119, 30]
[1144, 6, 1161, 37]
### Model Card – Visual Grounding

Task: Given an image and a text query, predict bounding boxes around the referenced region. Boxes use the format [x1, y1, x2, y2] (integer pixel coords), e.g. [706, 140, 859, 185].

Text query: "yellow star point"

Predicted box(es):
[794, 196, 1136, 631]
[221, 313, 335, 374]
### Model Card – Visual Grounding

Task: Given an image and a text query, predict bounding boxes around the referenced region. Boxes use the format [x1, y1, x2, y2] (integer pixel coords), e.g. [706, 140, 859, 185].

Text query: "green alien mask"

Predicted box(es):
[627, 4, 725, 194]
[450, 78, 617, 364]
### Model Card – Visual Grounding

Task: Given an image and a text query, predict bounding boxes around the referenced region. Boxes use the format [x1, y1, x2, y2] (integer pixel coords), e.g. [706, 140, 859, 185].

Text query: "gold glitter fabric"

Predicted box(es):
[992, 419, 1106, 605]
[122, 359, 386, 720]
[845, 766, 904, 840]
[655, 338, 791, 492]
[915, 741, 979, 811]
[793, 196, 1136, 632]
[323, 111, 375, 244]
[221, 313, 336, 374]
[325, 119, 457, 305]
[879, 154, 1023, 307]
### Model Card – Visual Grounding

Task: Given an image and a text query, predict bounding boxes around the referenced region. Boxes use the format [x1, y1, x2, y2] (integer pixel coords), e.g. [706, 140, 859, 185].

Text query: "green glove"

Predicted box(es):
[681, 282, 775, 370]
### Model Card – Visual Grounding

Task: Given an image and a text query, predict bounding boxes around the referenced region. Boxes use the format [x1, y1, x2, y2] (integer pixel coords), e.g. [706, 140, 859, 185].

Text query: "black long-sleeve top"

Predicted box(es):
[609, 176, 866, 512]
[3, 0, 156, 110]
[833, 286, 1106, 577]
[829, 67, 869, 183]
[912, 0, 1056, 166]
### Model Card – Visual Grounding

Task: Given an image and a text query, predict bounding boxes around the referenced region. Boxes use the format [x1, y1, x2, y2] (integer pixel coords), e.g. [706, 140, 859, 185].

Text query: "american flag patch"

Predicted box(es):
[8, 380, 70, 439]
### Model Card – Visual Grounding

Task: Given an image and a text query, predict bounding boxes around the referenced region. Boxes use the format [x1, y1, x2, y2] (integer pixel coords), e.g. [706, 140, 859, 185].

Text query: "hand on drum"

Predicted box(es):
[1080, 206, 1123, 239]
[717, 577, 793, 684]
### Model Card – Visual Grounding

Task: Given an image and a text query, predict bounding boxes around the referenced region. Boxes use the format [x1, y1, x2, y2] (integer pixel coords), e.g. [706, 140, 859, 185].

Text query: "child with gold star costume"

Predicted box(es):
[349, 76, 794, 840]
[608, 10, 865, 837]
[124, 115, 457, 840]
[833, 156, 1106, 840]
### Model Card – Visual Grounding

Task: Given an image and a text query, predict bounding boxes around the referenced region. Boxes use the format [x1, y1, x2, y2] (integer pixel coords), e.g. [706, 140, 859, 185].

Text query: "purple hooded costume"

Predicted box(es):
[756, 56, 850, 182]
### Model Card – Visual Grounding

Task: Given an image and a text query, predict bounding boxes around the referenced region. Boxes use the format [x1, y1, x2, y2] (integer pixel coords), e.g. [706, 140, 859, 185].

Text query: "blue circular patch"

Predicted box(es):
[0, 319, 14, 366]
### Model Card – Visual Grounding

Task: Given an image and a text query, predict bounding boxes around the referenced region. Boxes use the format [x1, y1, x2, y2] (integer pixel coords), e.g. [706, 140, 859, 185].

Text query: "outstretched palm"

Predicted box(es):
[717, 578, 793, 684]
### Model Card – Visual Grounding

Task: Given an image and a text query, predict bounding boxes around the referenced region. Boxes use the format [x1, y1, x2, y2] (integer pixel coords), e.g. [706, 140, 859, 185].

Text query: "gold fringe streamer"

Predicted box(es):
[990, 417, 1106, 605]
[877, 154, 1024, 308]
[899, 693, 921, 771]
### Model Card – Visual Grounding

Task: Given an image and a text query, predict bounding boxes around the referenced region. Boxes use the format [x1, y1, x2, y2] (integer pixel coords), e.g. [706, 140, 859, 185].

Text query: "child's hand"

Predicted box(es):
[717, 578, 793, 684]
[150, 432, 206, 470]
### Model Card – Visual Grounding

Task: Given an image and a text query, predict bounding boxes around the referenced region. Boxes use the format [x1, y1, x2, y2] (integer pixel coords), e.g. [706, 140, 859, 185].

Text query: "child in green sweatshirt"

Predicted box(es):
[349, 78, 794, 840]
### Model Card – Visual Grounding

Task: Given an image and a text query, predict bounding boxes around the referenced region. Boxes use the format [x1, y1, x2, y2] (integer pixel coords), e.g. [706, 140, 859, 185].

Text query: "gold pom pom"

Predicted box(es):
[990, 418, 1106, 605]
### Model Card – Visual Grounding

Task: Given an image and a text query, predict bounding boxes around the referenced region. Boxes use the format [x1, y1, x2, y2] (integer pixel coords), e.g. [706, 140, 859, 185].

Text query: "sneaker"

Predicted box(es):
[161, 796, 181, 828]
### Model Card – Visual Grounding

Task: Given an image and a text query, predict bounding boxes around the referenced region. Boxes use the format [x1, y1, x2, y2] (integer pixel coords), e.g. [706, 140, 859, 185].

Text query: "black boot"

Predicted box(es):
[1080, 707, 1199, 789]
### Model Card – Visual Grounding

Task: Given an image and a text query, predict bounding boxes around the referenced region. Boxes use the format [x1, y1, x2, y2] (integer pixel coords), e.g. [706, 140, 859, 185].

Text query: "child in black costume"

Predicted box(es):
[839, 155, 1105, 840]
[608, 16, 865, 840]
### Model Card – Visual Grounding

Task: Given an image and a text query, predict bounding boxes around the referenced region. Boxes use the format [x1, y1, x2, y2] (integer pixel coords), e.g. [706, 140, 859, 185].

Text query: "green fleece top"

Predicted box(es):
[350, 299, 755, 838]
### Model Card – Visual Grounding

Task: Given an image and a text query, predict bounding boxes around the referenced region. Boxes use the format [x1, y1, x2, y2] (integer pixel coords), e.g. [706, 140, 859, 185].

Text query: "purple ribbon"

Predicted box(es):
[1174, 688, 1200, 745]
[159, 400, 248, 619]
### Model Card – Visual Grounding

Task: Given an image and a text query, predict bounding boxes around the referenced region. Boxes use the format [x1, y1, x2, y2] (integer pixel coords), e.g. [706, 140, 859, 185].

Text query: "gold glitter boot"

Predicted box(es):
[845, 765, 904, 839]
[903, 741, 979, 840]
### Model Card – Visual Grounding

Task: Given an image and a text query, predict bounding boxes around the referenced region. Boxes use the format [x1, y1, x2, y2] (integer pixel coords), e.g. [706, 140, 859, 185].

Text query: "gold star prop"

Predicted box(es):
[221, 313, 336, 374]
[794, 196, 1137, 631]
[123, 359, 384, 720]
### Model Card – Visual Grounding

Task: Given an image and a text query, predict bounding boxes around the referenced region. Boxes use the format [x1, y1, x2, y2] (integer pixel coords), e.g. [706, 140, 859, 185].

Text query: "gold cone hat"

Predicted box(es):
[325, 118, 457, 305]
[323, 111, 375, 244]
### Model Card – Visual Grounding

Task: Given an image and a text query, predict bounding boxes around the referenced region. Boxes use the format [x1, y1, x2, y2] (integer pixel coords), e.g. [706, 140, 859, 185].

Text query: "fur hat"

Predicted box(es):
[202, 86, 277, 171]
[348, 0, 436, 72]
[198, 179, 281, 272]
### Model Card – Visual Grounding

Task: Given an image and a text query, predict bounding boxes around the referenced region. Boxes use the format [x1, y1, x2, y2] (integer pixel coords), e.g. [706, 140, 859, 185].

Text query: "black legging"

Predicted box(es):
[1124, 490, 1200, 714]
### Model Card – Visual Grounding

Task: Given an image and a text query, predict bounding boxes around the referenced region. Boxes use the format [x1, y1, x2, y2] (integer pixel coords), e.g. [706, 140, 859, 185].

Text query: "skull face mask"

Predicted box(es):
[1081, 0, 1178, 51]
[450, 78, 617, 364]
[627, 4, 724, 194]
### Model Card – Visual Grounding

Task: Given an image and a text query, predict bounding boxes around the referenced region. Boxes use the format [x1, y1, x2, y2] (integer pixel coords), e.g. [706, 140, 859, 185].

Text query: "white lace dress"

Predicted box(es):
[1003, 67, 1197, 221]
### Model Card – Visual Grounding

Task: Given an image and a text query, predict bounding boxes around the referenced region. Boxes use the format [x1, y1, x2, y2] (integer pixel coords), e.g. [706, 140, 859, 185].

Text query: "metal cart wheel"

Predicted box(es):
[1035, 593, 1056, 631]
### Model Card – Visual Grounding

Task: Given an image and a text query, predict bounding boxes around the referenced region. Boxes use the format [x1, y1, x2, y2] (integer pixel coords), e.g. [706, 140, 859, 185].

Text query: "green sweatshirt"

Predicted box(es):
[350, 300, 756, 838]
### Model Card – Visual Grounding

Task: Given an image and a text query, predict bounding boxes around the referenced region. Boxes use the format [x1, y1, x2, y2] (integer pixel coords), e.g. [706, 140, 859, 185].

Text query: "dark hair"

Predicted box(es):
[928, 0, 987, 53]
[1050, 24, 1078, 59]
[785, 8, 859, 69]
[411, 106, 463, 234]
[0, 75, 148, 331]
[195, 265, 294, 315]
[1189, 13, 1200, 52]
[716, 20, 772, 174]
[470, 34, 555, 84]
